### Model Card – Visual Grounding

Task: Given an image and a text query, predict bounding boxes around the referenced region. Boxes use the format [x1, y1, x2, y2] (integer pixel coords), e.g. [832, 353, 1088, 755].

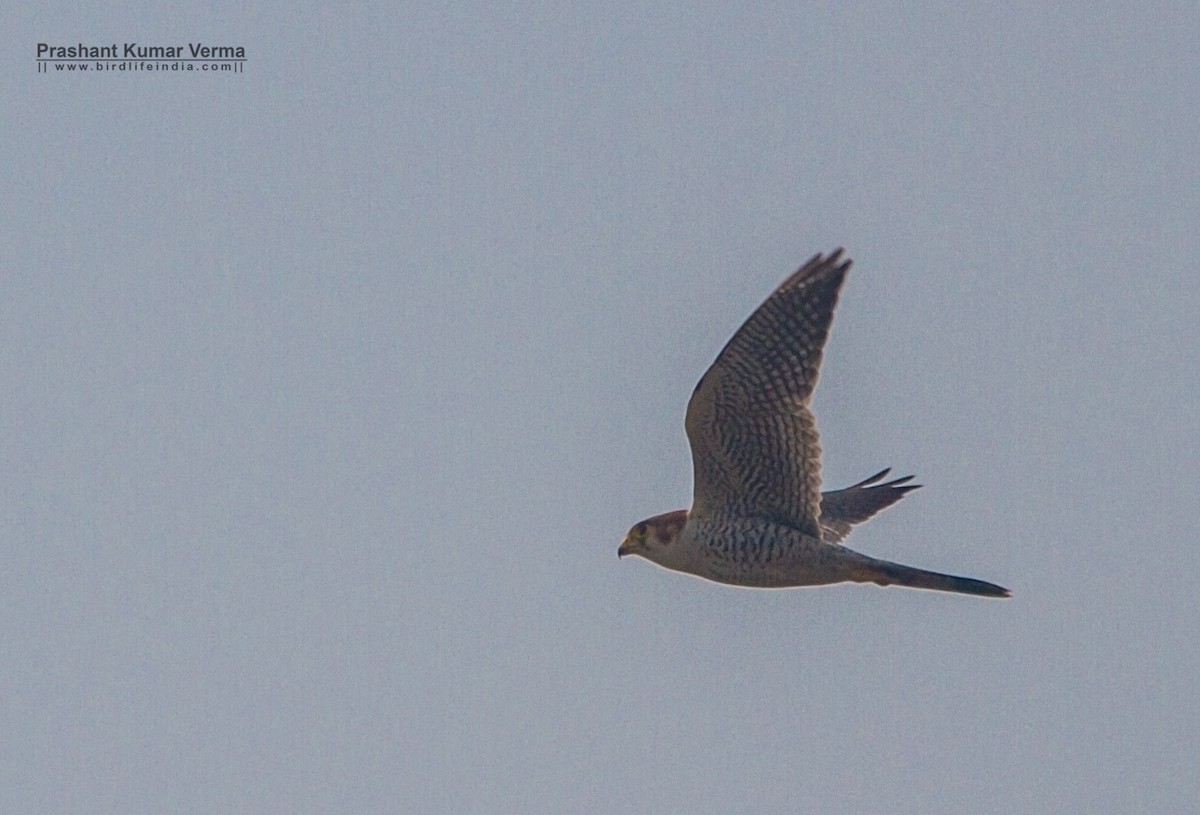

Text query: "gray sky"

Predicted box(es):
[5, 3, 1198, 812]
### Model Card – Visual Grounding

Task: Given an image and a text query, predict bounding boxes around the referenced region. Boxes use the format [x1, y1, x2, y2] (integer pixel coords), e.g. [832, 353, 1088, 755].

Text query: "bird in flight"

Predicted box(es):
[619, 249, 1010, 598]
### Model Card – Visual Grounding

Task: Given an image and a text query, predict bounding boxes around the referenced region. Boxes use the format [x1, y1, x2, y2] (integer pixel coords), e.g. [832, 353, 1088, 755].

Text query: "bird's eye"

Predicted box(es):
[635, 522, 647, 538]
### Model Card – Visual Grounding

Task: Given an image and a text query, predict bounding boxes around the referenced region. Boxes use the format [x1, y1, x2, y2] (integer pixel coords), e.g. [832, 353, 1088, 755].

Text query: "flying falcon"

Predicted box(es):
[619, 249, 1010, 598]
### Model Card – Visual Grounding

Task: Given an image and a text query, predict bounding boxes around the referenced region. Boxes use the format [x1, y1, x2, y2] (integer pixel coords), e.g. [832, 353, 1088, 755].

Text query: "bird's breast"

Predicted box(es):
[680, 516, 858, 588]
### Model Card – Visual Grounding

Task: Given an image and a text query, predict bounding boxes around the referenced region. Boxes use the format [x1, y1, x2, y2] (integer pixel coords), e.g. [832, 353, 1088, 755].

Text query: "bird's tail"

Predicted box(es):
[853, 557, 1010, 599]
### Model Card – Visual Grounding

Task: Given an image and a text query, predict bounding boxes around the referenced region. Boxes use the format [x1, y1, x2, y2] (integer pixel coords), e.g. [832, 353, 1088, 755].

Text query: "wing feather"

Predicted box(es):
[685, 250, 850, 537]
[819, 469, 921, 544]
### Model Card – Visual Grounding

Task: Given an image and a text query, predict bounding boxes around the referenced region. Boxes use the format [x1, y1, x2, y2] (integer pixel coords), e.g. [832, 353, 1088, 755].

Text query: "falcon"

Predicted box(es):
[618, 249, 1010, 598]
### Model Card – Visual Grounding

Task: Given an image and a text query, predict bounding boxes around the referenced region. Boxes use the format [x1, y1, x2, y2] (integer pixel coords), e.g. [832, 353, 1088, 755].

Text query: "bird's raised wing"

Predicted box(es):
[819, 469, 921, 544]
[685, 250, 850, 538]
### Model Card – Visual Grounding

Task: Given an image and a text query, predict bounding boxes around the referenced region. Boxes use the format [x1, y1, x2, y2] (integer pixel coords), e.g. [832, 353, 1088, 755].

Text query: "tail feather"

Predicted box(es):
[856, 558, 1011, 599]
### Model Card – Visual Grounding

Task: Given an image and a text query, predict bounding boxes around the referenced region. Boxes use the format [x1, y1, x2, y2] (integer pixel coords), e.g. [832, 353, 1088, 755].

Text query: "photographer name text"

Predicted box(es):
[38, 43, 245, 60]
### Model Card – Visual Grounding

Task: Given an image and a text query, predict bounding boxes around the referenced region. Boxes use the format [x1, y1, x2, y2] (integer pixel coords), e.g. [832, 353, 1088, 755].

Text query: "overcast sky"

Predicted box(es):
[4, 3, 1198, 813]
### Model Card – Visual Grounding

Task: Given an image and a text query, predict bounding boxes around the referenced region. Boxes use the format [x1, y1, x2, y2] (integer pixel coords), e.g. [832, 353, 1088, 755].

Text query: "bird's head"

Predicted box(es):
[618, 510, 689, 563]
